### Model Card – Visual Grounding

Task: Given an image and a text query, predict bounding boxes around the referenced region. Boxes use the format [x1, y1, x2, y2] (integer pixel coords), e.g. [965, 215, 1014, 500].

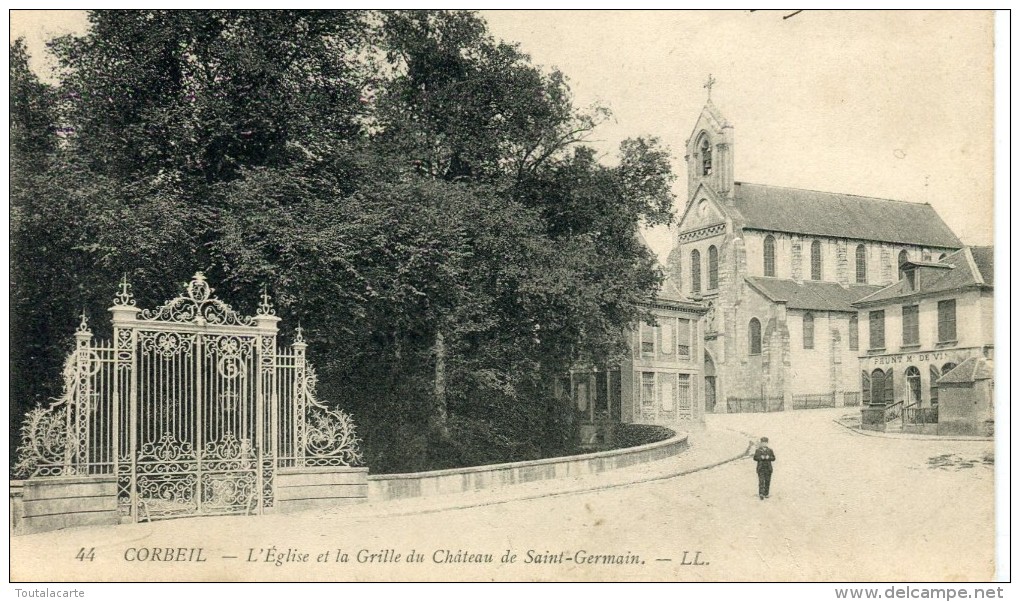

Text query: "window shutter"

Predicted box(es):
[884, 368, 895, 403]
[660, 318, 674, 356]
[938, 299, 957, 342]
[659, 372, 674, 412]
[869, 310, 885, 349]
[930, 365, 941, 405]
[677, 319, 691, 357]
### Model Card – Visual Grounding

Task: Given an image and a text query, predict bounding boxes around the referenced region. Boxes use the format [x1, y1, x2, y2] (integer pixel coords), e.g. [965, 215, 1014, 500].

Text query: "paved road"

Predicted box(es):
[11, 408, 995, 582]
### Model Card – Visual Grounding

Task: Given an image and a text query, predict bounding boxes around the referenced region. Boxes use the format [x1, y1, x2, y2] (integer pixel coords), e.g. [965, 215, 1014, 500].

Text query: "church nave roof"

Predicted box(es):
[729, 182, 963, 248]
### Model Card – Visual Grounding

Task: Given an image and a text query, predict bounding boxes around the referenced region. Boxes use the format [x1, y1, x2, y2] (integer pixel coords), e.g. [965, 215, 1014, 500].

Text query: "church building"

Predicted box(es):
[669, 90, 964, 412]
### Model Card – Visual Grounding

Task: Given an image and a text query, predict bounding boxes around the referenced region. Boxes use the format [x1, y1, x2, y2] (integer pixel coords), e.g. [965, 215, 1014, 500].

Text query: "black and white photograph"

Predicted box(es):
[8, 8, 1005, 590]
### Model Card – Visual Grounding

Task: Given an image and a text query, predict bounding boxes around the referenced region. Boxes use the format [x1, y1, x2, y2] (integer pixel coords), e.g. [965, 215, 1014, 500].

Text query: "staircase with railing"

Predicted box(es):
[883, 401, 905, 433]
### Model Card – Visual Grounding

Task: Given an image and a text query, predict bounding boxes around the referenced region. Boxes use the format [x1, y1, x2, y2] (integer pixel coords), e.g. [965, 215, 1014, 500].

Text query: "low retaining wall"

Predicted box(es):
[16, 475, 119, 535]
[274, 466, 369, 513]
[860, 407, 886, 432]
[10, 480, 25, 534]
[368, 431, 688, 501]
[903, 423, 938, 435]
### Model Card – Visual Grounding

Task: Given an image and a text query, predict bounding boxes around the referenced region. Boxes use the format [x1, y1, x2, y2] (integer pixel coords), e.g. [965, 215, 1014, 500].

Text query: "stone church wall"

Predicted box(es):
[718, 281, 788, 401]
[741, 230, 955, 287]
[786, 309, 859, 396]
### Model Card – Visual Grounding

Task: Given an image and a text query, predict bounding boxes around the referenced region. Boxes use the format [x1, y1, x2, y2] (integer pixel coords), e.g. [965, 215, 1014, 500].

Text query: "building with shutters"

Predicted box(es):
[561, 265, 708, 438]
[667, 94, 965, 413]
[852, 246, 994, 434]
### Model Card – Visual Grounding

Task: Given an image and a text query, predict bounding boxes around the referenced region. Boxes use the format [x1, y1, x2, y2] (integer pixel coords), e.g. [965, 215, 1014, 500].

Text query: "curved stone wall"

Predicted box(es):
[368, 431, 688, 501]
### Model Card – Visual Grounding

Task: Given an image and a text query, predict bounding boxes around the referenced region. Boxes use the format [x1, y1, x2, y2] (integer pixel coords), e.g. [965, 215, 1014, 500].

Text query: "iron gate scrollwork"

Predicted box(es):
[15, 272, 364, 522]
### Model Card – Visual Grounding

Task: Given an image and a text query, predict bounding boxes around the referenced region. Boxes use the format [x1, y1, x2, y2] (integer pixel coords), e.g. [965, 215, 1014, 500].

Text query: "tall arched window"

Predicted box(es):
[763, 235, 776, 277]
[708, 245, 719, 289]
[803, 313, 815, 349]
[810, 240, 822, 280]
[898, 249, 909, 279]
[700, 135, 712, 176]
[748, 318, 762, 355]
[690, 249, 702, 293]
[905, 366, 922, 404]
[849, 315, 859, 350]
[855, 244, 867, 283]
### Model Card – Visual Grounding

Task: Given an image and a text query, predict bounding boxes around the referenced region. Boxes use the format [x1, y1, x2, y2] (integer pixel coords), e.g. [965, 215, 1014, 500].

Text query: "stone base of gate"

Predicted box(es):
[14, 475, 120, 535]
[273, 467, 369, 513]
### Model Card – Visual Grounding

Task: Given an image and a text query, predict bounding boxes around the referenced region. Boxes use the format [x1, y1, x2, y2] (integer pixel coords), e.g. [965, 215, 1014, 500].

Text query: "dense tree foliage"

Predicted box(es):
[10, 10, 676, 473]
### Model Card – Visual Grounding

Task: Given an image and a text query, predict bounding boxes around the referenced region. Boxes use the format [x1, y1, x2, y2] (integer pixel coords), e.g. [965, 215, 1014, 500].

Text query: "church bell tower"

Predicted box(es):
[685, 75, 735, 205]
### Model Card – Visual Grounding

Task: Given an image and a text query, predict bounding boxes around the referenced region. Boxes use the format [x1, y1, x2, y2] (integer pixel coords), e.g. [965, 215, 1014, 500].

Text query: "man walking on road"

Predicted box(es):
[753, 437, 776, 500]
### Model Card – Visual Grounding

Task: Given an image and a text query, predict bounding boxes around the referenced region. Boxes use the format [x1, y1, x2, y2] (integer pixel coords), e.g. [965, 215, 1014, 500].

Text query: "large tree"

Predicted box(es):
[10, 10, 676, 474]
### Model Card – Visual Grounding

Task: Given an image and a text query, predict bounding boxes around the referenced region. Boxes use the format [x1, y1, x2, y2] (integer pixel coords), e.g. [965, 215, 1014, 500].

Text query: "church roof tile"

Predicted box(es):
[731, 182, 963, 248]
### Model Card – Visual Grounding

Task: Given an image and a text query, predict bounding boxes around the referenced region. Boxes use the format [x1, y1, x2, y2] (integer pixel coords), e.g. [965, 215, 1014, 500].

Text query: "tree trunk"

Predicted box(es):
[432, 330, 449, 437]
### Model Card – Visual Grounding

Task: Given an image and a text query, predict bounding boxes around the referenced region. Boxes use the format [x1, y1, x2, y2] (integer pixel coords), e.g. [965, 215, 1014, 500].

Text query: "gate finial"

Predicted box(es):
[294, 323, 305, 344]
[257, 284, 276, 316]
[76, 308, 90, 334]
[113, 274, 136, 307]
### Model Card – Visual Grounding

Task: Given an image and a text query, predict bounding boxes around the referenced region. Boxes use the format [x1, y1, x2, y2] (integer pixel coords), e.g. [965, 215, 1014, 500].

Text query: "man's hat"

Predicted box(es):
[760, 436, 769, 443]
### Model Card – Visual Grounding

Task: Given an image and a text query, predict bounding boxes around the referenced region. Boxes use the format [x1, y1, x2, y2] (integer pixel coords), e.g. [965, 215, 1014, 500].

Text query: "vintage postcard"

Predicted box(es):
[8, 9, 1003, 589]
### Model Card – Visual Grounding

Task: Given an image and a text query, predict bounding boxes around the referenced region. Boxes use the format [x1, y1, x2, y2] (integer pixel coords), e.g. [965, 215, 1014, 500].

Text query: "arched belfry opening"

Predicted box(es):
[699, 134, 713, 176]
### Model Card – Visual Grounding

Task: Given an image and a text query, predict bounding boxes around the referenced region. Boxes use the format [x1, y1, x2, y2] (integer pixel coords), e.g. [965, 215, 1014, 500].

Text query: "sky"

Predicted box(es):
[10, 10, 997, 260]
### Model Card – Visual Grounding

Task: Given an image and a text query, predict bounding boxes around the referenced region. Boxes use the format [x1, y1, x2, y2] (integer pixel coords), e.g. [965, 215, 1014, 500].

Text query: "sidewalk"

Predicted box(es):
[832, 416, 994, 442]
[316, 426, 754, 519]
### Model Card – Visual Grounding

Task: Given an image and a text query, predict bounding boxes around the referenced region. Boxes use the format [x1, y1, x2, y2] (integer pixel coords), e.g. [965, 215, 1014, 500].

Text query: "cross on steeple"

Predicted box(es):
[704, 74, 717, 101]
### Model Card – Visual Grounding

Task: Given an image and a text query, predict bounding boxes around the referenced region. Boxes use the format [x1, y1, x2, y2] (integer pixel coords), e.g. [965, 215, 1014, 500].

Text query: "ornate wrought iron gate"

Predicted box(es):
[15, 273, 362, 521]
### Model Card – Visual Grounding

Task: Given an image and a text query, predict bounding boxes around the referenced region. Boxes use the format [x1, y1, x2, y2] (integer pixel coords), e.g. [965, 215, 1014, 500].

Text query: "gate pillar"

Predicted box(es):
[254, 288, 280, 513]
[109, 276, 140, 520]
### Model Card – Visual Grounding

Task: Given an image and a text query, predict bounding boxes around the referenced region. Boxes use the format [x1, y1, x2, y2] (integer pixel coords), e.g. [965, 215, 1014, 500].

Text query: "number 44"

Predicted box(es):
[75, 547, 96, 562]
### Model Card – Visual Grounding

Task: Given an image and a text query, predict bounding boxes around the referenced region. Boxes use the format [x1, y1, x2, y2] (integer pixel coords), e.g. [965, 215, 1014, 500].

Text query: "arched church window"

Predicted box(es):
[691, 249, 702, 293]
[898, 249, 909, 279]
[849, 315, 859, 350]
[700, 136, 712, 176]
[749, 318, 762, 355]
[763, 235, 776, 277]
[855, 244, 868, 283]
[810, 240, 823, 280]
[803, 313, 814, 349]
[708, 245, 719, 290]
